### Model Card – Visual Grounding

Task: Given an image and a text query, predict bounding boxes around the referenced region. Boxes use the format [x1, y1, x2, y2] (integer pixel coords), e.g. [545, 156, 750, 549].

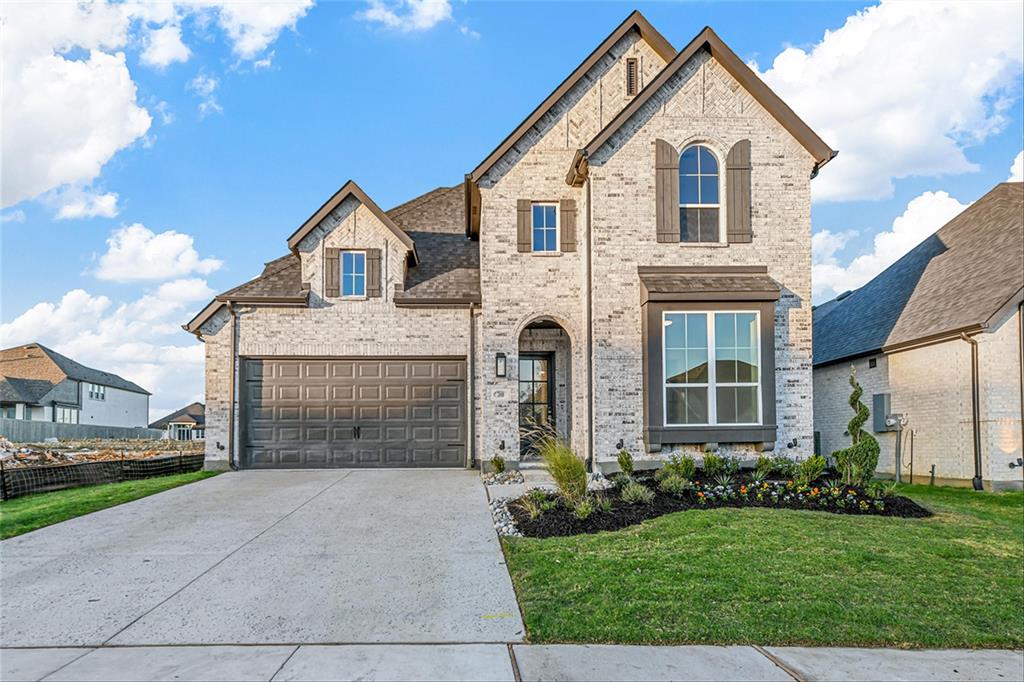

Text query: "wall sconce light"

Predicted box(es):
[495, 352, 507, 378]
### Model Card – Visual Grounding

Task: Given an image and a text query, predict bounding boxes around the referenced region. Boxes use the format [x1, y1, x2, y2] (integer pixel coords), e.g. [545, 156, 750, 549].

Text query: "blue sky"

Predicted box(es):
[2, 1, 1022, 419]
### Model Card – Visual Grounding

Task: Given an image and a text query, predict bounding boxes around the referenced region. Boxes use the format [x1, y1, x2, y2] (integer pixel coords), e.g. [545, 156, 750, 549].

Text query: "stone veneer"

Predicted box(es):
[813, 308, 1023, 490]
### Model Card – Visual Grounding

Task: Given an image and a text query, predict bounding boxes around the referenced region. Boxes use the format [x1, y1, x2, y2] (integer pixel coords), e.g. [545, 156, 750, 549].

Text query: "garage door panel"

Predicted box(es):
[241, 358, 465, 469]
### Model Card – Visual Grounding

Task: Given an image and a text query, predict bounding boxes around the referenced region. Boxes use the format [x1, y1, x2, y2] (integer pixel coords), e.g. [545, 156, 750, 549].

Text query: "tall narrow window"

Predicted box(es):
[679, 145, 720, 243]
[531, 203, 558, 253]
[626, 58, 639, 96]
[663, 311, 761, 426]
[341, 251, 366, 297]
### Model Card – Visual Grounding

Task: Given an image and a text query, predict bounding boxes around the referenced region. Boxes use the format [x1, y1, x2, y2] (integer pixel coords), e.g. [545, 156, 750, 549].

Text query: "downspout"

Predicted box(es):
[960, 333, 983, 490]
[227, 302, 239, 471]
[1018, 303, 1023, 454]
[585, 176, 595, 472]
[468, 302, 477, 469]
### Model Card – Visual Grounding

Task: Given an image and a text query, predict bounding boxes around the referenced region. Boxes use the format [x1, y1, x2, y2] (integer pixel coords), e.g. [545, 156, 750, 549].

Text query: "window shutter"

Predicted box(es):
[655, 139, 680, 243]
[517, 199, 531, 252]
[324, 248, 340, 297]
[559, 199, 576, 252]
[726, 139, 753, 243]
[366, 248, 382, 298]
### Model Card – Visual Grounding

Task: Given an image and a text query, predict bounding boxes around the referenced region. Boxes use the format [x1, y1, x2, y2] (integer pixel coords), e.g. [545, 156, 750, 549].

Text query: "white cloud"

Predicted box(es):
[812, 190, 970, 301]
[94, 223, 223, 282]
[188, 73, 223, 116]
[1009, 151, 1024, 182]
[1, 210, 26, 223]
[52, 187, 120, 220]
[754, 0, 1024, 202]
[154, 100, 175, 125]
[0, 283, 211, 424]
[0, 1, 313, 209]
[141, 25, 192, 68]
[359, 0, 452, 32]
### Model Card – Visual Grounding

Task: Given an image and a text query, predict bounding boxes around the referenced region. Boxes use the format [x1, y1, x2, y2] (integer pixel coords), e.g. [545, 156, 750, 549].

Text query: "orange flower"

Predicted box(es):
[740, 486, 748, 494]
[697, 492, 705, 498]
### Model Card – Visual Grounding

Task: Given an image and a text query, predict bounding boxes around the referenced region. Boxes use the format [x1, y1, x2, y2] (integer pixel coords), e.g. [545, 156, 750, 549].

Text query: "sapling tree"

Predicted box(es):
[832, 367, 880, 486]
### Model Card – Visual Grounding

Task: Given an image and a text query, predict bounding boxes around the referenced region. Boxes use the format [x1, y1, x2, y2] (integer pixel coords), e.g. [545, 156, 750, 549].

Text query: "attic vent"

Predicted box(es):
[626, 58, 639, 96]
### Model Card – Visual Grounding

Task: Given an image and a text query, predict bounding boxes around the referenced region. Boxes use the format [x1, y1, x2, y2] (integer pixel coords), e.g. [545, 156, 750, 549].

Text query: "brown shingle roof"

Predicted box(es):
[813, 182, 1024, 366]
[218, 254, 306, 300]
[150, 402, 205, 429]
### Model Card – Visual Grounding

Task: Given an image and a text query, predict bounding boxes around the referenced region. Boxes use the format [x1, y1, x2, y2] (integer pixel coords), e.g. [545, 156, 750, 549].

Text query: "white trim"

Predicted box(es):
[340, 249, 367, 299]
[530, 202, 560, 253]
[678, 143, 726, 245]
[661, 310, 763, 427]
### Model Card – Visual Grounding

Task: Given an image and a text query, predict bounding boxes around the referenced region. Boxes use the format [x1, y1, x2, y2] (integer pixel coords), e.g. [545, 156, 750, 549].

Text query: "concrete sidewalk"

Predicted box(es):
[2, 643, 1020, 681]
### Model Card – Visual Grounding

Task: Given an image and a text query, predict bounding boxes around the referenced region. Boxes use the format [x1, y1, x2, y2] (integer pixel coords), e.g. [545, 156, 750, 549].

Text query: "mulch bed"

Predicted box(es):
[508, 475, 932, 539]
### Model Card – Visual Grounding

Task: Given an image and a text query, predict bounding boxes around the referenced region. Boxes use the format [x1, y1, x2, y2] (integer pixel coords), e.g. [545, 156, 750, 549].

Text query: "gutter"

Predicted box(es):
[960, 333, 983, 490]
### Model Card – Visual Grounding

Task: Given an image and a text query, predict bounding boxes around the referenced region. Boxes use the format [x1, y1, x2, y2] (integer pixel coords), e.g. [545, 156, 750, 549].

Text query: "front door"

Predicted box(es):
[519, 353, 554, 457]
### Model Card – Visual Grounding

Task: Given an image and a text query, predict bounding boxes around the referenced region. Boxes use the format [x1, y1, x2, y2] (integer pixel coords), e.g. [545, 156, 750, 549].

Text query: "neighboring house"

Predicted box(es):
[186, 12, 835, 472]
[813, 183, 1023, 491]
[0, 343, 150, 428]
[150, 402, 206, 441]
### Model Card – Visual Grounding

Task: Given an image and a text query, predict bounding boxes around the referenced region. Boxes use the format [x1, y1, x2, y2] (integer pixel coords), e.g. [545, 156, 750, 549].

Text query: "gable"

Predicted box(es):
[567, 26, 836, 185]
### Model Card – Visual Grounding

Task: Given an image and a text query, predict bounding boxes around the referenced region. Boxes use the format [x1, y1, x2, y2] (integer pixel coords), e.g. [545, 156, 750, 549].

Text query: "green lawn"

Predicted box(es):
[502, 484, 1024, 648]
[0, 471, 219, 540]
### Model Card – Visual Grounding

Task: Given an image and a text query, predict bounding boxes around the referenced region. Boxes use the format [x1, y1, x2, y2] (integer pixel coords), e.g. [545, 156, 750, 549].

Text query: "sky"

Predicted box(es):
[1, 0, 1022, 422]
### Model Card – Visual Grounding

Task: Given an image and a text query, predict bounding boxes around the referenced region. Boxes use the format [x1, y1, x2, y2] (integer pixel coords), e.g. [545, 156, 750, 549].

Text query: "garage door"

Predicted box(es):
[240, 358, 466, 468]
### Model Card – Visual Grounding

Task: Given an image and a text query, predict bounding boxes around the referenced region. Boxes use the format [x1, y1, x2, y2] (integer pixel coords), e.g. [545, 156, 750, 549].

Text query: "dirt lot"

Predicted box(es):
[0, 437, 203, 469]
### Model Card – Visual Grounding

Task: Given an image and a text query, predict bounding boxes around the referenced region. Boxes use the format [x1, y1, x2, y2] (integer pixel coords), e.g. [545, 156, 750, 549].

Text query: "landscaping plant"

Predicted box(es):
[620, 480, 655, 505]
[658, 474, 692, 496]
[756, 454, 797, 478]
[701, 452, 724, 477]
[616, 449, 634, 476]
[490, 454, 506, 474]
[656, 453, 695, 481]
[794, 455, 826, 487]
[573, 498, 594, 520]
[832, 367, 880, 486]
[537, 435, 588, 506]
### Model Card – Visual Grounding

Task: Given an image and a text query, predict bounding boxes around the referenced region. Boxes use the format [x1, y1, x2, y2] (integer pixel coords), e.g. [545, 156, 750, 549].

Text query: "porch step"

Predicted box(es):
[518, 460, 548, 471]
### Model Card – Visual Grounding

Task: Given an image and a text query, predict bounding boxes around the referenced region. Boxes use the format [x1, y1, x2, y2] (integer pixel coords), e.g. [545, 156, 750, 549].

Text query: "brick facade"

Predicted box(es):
[813, 309, 1023, 490]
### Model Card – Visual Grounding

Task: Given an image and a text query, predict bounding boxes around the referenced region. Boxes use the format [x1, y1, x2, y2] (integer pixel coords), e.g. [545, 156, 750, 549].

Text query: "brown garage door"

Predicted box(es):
[240, 358, 466, 468]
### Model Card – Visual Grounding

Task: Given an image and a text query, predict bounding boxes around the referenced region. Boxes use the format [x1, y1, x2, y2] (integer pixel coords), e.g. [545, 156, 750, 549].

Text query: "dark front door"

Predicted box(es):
[519, 353, 554, 456]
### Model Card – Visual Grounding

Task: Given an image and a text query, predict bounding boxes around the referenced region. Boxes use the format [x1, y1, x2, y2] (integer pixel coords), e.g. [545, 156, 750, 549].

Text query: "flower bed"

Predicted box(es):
[508, 472, 932, 539]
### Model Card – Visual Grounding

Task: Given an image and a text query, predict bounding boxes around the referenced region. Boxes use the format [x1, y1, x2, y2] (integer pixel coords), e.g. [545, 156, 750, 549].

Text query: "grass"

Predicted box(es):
[502, 483, 1024, 648]
[0, 471, 219, 540]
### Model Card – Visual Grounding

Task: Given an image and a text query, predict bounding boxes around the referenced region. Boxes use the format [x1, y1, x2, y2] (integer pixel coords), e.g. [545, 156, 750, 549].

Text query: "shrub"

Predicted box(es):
[573, 498, 594, 520]
[702, 452, 724, 477]
[617, 449, 634, 476]
[832, 367, 880, 486]
[621, 480, 655, 505]
[713, 472, 735, 488]
[795, 455, 826, 487]
[490, 455, 506, 474]
[656, 454, 696, 481]
[721, 455, 741, 476]
[537, 436, 588, 506]
[749, 469, 767, 486]
[517, 495, 544, 520]
[596, 494, 613, 513]
[756, 454, 797, 478]
[658, 474, 692, 496]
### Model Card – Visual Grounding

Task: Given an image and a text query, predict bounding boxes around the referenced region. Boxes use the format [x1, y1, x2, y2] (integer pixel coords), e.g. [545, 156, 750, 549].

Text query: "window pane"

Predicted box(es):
[698, 146, 718, 174]
[717, 387, 737, 424]
[534, 360, 548, 381]
[342, 252, 353, 271]
[667, 386, 708, 425]
[716, 347, 737, 383]
[545, 228, 557, 252]
[532, 205, 543, 227]
[518, 383, 532, 402]
[700, 174, 718, 204]
[544, 205, 556, 226]
[534, 405, 549, 425]
[664, 314, 685, 348]
[680, 147, 699, 174]
[715, 313, 735, 348]
[680, 208, 700, 242]
[665, 349, 687, 384]
[685, 350, 708, 383]
[699, 208, 719, 242]
[532, 383, 548, 404]
[354, 273, 365, 296]
[533, 227, 544, 250]
[353, 253, 365, 275]
[736, 386, 758, 423]
[736, 313, 757, 347]
[680, 174, 700, 204]
[686, 314, 707, 349]
[342, 275, 353, 297]
[519, 359, 532, 380]
[736, 348, 758, 382]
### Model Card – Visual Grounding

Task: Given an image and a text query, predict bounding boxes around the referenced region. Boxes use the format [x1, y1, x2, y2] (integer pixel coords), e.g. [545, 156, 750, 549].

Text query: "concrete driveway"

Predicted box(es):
[0, 470, 524, 647]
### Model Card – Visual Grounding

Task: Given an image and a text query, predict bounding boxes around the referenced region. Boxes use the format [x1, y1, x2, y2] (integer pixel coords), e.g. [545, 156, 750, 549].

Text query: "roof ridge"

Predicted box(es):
[387, 186, 456, 217]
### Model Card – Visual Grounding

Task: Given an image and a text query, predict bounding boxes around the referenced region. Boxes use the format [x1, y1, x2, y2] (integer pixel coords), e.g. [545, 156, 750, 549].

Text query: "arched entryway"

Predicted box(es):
[517, 317, 573, 459]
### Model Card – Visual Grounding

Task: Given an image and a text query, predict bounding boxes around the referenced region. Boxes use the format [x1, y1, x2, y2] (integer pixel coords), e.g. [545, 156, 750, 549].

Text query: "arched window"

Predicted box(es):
[679, 145, 720, 243]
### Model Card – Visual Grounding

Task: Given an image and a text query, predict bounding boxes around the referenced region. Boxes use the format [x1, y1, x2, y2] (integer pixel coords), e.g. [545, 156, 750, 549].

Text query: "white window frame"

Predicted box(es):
[55, 405, 79, 424]
[340, 250, 367, 299]
[678, 144, 726, 245]
[530, 202, 560, 254]
[662, 310, 763, 427]
[87, 383, 106, 401]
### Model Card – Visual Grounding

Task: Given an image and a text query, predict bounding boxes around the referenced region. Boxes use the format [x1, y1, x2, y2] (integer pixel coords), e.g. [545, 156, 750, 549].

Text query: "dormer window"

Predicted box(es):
[341, 251, 366, 297]
[679, 145, 720, 243]
[531, 203, 559, 253]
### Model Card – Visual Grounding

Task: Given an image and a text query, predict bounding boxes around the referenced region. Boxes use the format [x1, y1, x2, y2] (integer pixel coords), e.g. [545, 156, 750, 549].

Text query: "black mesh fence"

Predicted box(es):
[0, 453, 205, 500]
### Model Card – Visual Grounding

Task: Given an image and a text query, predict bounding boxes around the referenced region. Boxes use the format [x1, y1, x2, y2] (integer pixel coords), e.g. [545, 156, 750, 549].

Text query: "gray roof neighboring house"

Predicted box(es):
[0, 343, 150, 397]
[813, 182, 1024, 367]
[150, 402, 205, 429]
[0, 377, 55, 404]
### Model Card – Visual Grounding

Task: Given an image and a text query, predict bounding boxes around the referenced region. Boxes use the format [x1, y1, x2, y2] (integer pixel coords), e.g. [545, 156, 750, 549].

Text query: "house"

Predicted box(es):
[813, 183, 1023, 491]
[0, 343, 150, 428]
[186, 12, 835, 472]
[150, 402, 206, 441]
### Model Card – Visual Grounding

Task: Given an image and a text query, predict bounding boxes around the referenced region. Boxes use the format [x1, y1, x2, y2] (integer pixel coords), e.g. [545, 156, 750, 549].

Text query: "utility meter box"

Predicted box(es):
[873, 393, 893, 432]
